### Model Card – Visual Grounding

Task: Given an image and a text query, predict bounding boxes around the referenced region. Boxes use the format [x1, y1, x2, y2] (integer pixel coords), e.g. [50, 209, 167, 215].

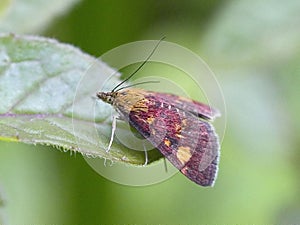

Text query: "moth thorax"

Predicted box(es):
[114, 89, 149, 114]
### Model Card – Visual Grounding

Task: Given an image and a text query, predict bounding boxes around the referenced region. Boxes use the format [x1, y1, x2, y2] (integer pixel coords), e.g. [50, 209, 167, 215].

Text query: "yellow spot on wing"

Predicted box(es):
[147, 116, 155, 124]
[182, 119, 187, 126]
[176, 146, 192, 165]
[175, 123, 181, 132]
[175, 123, 183, 138]
[175, 133, 184, 138]
[164, 138, 171, 147]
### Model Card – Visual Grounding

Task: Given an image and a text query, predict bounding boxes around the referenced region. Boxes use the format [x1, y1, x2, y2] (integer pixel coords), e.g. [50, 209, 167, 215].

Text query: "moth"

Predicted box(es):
[97, 39, 220, 187]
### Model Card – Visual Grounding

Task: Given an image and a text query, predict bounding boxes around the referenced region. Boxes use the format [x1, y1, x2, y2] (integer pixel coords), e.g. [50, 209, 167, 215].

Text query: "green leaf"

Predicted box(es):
[0, 0, 80, 33]
[0, 186, 4, 225]
[0, 33, 161, 165]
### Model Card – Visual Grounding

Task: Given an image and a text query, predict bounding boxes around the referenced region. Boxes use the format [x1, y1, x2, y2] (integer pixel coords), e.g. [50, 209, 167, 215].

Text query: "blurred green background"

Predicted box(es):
[1, 0, 300, 224]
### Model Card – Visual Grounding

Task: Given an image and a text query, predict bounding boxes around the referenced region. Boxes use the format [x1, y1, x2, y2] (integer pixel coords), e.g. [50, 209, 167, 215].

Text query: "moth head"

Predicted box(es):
[96, 91, 117, 105]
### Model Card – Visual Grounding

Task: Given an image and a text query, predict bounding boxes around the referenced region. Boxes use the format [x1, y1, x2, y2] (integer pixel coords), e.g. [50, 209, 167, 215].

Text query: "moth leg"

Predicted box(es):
[106, 115, 118, 152]
[163, 157, 168, 172]
[143, 142, 148, 166]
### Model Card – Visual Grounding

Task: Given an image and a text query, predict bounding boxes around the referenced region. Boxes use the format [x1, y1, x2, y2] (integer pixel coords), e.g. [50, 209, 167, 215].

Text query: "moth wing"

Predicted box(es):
[128, 96, 220, 186]
[148, 92, 220, 120]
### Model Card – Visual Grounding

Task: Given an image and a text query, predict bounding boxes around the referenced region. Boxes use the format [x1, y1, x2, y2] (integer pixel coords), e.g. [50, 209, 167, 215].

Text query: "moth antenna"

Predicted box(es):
[111, 36, 166, 92]
[114, 80, 160, 92]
